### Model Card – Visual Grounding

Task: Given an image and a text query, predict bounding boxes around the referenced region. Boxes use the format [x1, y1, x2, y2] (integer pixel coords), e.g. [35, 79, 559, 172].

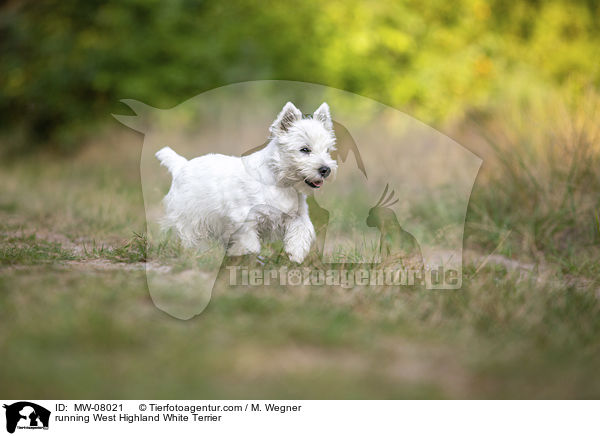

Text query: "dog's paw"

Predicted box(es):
[227, 245, 260, 257]
[286, 244, 310, 263]
[286, 251, 306, 264]
[227, 229, 262, 257]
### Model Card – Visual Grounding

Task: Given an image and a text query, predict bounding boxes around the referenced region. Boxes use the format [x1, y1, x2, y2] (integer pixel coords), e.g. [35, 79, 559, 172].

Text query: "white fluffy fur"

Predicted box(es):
[156, 102, 337, 263]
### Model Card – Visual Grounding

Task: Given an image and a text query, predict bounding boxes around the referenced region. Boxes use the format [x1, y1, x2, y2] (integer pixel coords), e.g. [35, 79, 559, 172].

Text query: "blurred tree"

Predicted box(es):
[0, 0, 598, 152]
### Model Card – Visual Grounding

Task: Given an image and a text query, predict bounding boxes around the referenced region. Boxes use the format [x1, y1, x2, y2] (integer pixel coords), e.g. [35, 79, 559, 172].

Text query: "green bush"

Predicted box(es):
[1, 0, 599, 152]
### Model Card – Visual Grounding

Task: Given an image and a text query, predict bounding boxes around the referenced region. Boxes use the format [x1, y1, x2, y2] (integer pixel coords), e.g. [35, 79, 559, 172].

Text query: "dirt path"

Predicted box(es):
[2, 228, 545, 276]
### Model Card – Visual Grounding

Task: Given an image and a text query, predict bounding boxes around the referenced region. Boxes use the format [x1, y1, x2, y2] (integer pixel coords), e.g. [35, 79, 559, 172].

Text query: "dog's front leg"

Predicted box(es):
[227, 222, 261, 257]
[284, 211, 316, 264]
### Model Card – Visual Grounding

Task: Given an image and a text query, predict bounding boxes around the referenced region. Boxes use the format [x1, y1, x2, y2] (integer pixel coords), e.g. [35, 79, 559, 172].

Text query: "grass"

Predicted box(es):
[83, 233, 148, 263]
[1, 94, 600, 398]
[0, 234, 77, 265]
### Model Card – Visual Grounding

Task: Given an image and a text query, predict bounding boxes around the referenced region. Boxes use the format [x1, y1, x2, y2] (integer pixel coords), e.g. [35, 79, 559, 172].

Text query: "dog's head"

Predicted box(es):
[269, 102, 338, 192]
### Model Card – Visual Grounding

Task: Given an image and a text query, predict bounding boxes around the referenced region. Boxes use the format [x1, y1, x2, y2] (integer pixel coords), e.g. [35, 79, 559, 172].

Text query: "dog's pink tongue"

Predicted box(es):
[314, 180, 323, 187]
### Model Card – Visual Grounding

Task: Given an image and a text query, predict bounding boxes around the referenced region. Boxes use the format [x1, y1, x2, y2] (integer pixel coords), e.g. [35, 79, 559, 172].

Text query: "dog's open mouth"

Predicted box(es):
[304, 179, 323, 189]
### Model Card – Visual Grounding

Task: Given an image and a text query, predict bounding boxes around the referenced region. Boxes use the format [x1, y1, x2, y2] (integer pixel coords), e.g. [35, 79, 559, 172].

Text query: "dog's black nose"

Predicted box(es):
[319, 166, 331, 178]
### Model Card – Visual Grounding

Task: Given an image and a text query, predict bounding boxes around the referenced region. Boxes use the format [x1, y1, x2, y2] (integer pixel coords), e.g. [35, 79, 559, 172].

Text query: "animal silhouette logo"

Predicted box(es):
[3, 402, 50, 433]
[366, 184, 423, 267]
[113, 80, 482, 318]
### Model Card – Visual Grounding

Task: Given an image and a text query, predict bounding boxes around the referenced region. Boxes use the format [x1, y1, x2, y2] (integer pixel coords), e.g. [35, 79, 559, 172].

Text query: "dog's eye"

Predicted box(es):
[300, 147, 311, 153]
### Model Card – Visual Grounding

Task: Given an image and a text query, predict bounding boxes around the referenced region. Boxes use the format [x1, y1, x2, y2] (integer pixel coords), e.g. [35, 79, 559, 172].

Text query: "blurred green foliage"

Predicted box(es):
[1, 0, 599, 151]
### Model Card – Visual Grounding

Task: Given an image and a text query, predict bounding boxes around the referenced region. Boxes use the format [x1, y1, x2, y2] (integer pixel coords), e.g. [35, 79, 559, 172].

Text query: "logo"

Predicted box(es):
[114, 80, 482, 319]
[3, 402, 50, 434]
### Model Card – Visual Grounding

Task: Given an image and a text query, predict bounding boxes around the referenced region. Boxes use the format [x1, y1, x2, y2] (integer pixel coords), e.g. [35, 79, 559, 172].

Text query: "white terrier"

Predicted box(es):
[156, 102, 337, 263]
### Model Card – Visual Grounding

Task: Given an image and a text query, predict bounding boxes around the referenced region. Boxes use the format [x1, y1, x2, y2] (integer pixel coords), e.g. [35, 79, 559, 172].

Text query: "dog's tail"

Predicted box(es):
[156, 147, 187, 176]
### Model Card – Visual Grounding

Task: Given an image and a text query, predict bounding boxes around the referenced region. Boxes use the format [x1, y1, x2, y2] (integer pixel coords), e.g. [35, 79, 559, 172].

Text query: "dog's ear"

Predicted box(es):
[313, 102, 333, 131]
[270, 102, 302, 136]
